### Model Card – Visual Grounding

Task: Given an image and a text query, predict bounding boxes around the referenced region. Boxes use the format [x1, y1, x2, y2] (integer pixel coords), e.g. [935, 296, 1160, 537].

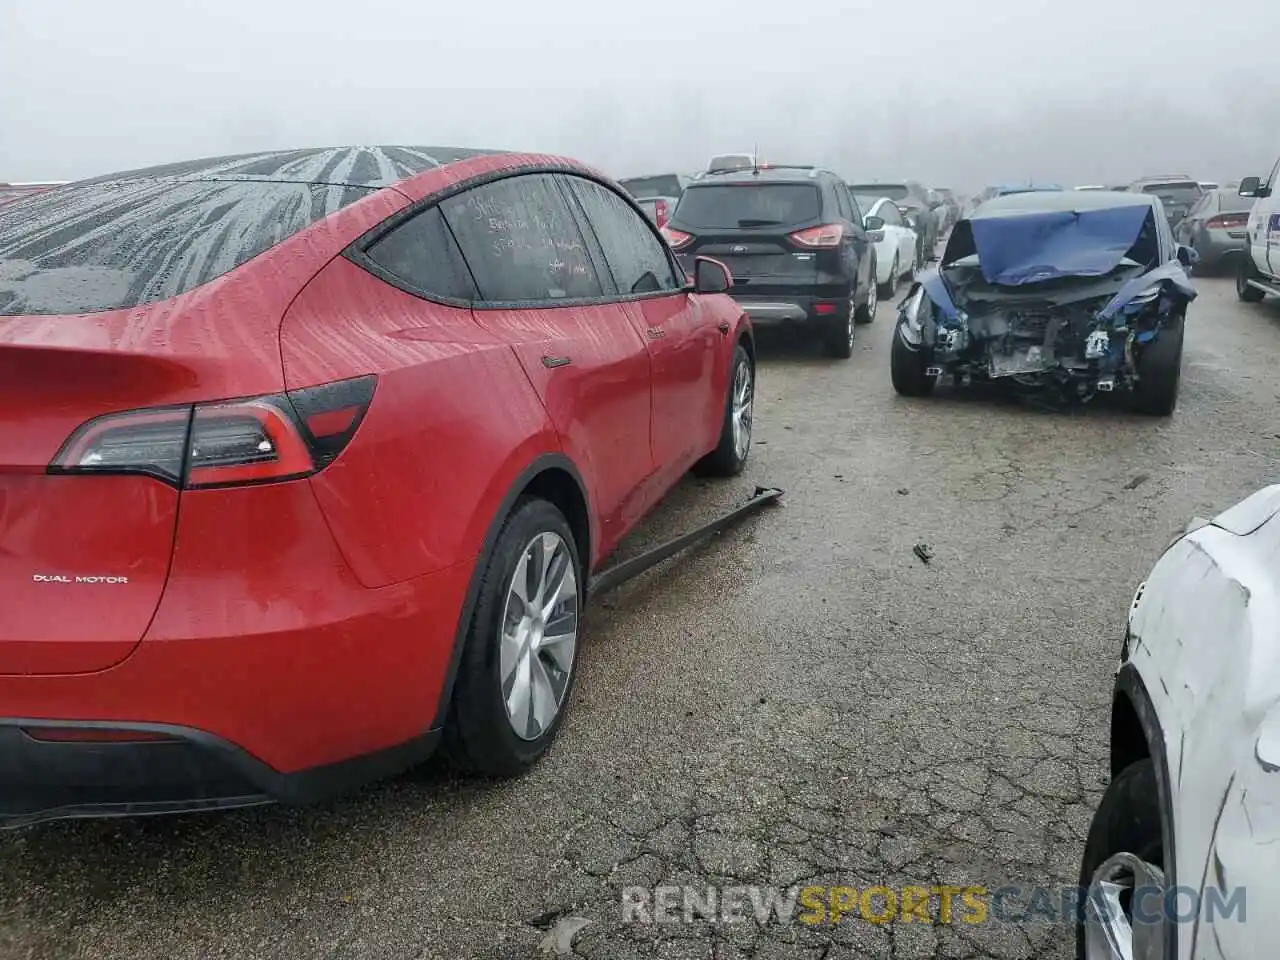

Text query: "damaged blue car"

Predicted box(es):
[891, 190, 1197, 415]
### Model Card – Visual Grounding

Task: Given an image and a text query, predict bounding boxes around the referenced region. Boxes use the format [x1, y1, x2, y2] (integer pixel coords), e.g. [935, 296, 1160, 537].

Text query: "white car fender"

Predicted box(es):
[1128, 509, 1280, 959]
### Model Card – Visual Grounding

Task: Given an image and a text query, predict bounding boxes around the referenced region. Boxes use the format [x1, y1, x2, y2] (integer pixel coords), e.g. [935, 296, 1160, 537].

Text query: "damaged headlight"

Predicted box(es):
[1123, 285, 1162, 310]
[898, 287, 926, 345]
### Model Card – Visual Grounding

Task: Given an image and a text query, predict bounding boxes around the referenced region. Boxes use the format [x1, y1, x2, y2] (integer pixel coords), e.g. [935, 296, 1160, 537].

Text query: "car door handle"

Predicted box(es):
[717, 321, 730, 335]
[646, 328, 666, 339]
[541, 355, 571, 368]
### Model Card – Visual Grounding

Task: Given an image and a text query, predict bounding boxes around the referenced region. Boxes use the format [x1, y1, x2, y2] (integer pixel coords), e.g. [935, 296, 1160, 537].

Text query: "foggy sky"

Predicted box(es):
[3, 0, 1279, 192]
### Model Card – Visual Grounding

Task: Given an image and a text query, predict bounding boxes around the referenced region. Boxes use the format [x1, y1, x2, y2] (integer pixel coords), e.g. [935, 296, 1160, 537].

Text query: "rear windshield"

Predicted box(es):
[849, 184, 909, 201]
[674, 184, 821, 229]
[0, 178, 370, 316]
[619, 175, 682, 199]
[1217, 192, 1255, 213]
[1140, 182, 1202, 203]
[707, 156, 752, 172]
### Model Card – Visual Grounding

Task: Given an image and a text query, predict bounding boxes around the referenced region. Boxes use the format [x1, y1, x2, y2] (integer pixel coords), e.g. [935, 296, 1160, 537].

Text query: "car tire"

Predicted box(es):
[694, 342, 753, 477]
[1236, 254, 1265, 302]
[441, 496, 583, 777]
[1075, 758, 1166, 960]
[878, 255, 899, 298]
[1131, 320, 1183, 416]
[821, 298, 855, 359]
[890, 321, 937, 397]
[855, 274, 878, 324]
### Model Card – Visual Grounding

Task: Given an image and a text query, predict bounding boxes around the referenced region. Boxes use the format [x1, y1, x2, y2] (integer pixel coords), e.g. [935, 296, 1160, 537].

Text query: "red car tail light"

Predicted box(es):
[1206, 213, 1248, 228]
[812, 302, 838, 315]
[661, 226, 693, 249]
[51, 375, 376, 489]
[788, 223, 845, 248]
[654, 198, 669, 229]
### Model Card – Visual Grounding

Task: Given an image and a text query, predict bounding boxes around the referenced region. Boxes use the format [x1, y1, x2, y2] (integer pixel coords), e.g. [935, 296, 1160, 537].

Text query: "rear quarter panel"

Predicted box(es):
[280, 256, 560, 588]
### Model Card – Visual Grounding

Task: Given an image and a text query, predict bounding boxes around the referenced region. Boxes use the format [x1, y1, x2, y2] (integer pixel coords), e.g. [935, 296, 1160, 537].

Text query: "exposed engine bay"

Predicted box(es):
[897, 201, 1196, 404]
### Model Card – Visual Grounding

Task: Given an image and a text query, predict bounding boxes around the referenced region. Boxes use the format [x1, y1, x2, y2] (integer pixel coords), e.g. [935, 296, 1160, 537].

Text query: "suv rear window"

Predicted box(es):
[0, 178, 369, 316]
[1218, 192, 1255, 213]
[619, 175, 682, 199]
[674, 184, 821, 229]
[1140, 181, 1202, 203]
[849, 184, 909, 201]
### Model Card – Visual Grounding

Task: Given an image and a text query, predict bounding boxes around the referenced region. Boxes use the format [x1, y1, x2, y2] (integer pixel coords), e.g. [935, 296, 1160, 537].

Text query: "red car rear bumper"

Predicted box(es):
[0, 480, 475, 828]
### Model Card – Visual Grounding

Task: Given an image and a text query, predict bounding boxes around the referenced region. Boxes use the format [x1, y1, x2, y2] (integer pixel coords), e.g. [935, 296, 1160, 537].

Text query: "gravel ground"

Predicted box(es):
[3, 275, 1279, 960]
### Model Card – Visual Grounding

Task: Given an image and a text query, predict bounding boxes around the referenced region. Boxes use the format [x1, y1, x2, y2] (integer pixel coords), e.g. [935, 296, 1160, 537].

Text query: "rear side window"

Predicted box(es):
[0, 179, 370, 316]
[839, 183, 862, 223]
[441, 174, 603, 303]
[562, 176, 681, 296]
[618, 175, 682, 199]
[364, 206, 478, 300]
[1218, 192, 1255, 213]
[674, 184, 821, 229]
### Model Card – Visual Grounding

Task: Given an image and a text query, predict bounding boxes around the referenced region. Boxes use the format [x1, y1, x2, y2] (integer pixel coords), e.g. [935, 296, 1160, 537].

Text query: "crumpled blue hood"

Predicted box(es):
[964, 205, 1153, 286]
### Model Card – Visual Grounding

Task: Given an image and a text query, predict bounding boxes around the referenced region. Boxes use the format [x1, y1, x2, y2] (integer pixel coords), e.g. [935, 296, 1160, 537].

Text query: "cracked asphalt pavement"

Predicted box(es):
[4, 276, 1280, 960]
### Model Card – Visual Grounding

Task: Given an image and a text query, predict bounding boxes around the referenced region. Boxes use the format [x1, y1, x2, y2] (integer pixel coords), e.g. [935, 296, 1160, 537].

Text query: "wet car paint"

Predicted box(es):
[0, 148, 750, 802]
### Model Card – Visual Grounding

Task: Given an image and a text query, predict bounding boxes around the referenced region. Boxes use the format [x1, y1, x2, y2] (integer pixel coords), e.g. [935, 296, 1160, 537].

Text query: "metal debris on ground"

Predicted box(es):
[913, 543, 934, 564]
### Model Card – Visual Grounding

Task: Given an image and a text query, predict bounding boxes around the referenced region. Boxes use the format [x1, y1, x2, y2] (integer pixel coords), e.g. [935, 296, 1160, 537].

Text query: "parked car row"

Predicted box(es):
[616, 157, 962, 362]
[7, 144, 1280, 960]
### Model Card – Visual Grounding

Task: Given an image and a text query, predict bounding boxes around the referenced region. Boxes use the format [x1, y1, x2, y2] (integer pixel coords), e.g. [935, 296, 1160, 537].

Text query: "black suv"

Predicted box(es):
[661, 166, 876, 358]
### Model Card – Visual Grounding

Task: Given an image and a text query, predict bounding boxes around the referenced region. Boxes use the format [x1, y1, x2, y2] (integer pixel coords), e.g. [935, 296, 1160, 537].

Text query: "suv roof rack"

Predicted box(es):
[699, 164, 828, 179]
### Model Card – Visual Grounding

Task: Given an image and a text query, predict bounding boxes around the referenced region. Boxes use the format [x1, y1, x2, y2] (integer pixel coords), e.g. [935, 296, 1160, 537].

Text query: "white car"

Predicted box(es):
[1079, 485, 1280, 959]
[855, 195, 918, 294]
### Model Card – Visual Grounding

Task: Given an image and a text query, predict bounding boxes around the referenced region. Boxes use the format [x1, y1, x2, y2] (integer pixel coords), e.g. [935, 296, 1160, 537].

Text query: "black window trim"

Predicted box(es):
[551, 174, 621, 298]
[555, 172, 685, 300]
[343, 164, 690, 311]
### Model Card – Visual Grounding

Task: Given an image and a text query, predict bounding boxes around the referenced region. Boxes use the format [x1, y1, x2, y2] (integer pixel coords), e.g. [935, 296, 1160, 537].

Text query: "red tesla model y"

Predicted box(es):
[0, 146, 755, 827]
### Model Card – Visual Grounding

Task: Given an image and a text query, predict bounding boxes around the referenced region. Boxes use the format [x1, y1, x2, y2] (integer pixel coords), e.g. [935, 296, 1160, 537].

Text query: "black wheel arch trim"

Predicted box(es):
[0, 717, 441, 818]
[429, 452, 592, 730]
[1114, 661, 1179, 960]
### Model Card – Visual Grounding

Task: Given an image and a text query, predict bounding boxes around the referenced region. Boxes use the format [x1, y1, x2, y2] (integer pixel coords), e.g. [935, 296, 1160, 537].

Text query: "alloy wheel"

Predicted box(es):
[1083, 852, 1165, 960]
[499, 531, 579, 741]
[732, 359, 753, 460]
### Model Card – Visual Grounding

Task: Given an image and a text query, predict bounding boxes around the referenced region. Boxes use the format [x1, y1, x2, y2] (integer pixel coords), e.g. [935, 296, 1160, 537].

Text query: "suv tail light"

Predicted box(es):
[654, 199, 669, 229]
[51, 375, 376, 490]
[661, 226, 693, 249]
[788, 223, 845, 248]
[1206, 213, 1248, 228]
